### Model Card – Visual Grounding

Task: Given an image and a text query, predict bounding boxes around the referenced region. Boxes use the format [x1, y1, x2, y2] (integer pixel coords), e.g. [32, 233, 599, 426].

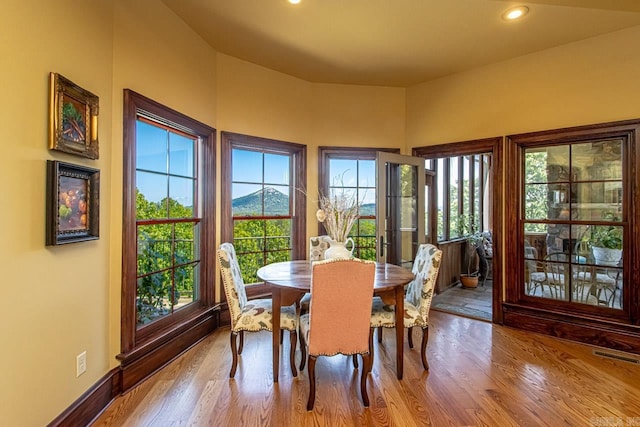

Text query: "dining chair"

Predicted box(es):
[299, 236, 332, 314]
[369, 243, 442, 371]
[217, 242, 298, 378]
[298, 258, 376, 410]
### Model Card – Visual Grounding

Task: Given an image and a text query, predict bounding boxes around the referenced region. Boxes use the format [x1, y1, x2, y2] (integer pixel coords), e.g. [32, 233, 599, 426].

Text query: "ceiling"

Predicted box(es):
[161, 0, 640, 87]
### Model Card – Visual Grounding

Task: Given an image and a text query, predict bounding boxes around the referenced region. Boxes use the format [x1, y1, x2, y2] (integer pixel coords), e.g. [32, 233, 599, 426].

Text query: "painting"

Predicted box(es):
[49, 72, 99, 159]
[46, 161, 100, 245]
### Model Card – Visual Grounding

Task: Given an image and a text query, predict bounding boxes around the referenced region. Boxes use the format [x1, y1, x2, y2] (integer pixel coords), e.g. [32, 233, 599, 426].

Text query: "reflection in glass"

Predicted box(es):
[264, 153, 290, 185]
[169, 176, 194, 218]
[136, 120, 167, 173]
[169, 133, 194, 177]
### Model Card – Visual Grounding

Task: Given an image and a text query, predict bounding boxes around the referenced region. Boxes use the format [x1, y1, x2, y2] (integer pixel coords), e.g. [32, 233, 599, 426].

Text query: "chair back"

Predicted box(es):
[217, 243, 248, 329]
[309, 236, 331, 261]
[405, 244, 443, 321]
[307, 258, 375, 356]
[544, 252, 567, 286]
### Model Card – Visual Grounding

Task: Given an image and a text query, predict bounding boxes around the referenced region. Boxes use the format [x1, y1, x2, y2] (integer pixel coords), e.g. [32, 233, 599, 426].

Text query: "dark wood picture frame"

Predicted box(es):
[46, 161, 100, 245]
[49, 72, 99, 159]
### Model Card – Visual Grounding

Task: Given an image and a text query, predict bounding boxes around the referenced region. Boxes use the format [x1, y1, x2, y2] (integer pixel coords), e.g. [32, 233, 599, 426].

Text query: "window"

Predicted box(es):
[121, 90, 216, 353]
[221, 132, 306, 286]
[319, 147, 399, 260]
[506, 119, 638, 325]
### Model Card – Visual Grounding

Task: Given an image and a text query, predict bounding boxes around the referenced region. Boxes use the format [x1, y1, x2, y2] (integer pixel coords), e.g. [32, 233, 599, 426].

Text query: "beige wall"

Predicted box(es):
[405, 25, 640, 146]
[216, 54, 406, 261]
[2, 0, 639, 424]
[0, 1, 114, 425]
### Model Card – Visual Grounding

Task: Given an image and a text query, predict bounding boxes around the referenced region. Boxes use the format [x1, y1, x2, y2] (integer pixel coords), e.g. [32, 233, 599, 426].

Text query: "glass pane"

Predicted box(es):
[524, 149, 548, 184]
[360, 191, 375, 216]
[572, 182, 622, 220]
[574, 140, 622, 181]
[137, 224, 173, 275]
[136, 120, 167, 173]
[233, 183, 262, 215]
[266, 218, 291, 237]
[264, 153, 290, 185]
[449, 157, 460, 238]
[462, 156, 470, 220]
[571, 263, 622, 309]
[239, 252, 263, 284]
[174, 263, 197, 310]
[264, 185, 290, 216]
[525, 183, 570, 221]
[169, 176, 194, 218]
[174, 222, 196, 264]
[137, 271, 172, 325]
[546, 145, 570, 177]
[329, 158, 357, 185]
[232, 149, 263, 183]
[266, 250, 290, 265]
[266, 237, 290, 251]
[437, 158, 444, 240]
[358, 160, 375, 187]
[169, 132, 194, 177]
[234, 219, 266, 252]
[545, 222, 570, 254]
[137, 171, 168, 218]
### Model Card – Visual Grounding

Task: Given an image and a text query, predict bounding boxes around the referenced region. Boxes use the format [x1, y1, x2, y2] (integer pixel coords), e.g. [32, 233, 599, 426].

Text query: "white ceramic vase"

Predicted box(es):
[323, 237, 355, 259]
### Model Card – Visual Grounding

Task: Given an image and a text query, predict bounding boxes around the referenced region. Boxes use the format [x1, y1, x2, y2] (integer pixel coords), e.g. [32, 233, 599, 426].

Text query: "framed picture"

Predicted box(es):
[46, 161, 100, 245]
[49, 72, 99, 159]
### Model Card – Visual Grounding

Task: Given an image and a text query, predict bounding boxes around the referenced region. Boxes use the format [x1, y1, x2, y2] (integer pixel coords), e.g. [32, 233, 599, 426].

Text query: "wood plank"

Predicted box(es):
[92, 311, 640, 426]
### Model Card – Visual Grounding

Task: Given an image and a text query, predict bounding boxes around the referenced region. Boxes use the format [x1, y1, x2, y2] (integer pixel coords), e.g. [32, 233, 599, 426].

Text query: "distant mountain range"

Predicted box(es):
[232, 186, 375, 216]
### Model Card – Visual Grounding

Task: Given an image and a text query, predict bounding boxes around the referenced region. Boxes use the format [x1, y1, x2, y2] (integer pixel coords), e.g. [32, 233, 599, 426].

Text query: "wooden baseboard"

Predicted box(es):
[49, 307, 220, 426]
[503, 304, 640, 355]
[47, 367, 121, 427]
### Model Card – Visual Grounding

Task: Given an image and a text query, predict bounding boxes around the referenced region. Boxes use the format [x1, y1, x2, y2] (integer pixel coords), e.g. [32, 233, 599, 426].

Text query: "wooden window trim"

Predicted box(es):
[120, 90, 216, 356]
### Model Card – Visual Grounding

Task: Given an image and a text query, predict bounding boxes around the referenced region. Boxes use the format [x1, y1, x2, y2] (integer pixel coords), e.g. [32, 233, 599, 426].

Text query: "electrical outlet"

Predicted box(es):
[76, 351, 87, 377]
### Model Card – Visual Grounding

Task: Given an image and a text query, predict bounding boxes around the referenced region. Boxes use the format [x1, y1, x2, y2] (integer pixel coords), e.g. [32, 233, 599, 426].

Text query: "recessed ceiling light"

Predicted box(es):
[288, 0, 301, 4]
[502, 6, 529, 21]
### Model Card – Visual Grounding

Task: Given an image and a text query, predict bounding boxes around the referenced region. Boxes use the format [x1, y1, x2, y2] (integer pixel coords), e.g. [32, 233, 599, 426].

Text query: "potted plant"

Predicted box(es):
[459, 214, 484, 288]
[587, 212, 622, 266]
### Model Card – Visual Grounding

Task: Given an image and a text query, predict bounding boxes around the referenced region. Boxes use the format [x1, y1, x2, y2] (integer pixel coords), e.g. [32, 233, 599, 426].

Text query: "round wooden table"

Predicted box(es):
[257, 260, 415, 382]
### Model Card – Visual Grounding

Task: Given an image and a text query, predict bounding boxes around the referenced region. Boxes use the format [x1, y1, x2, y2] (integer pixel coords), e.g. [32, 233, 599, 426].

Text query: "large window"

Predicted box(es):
[121, 90, 216, 354]
[319, 147, 399, 260]
[506, 119, 638, 325]
[221, 132, 306, 285]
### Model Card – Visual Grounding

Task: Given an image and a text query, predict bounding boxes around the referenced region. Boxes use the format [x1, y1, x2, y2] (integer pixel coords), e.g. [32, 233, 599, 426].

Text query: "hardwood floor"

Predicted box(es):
[432, 280, 493, 321]
[92, 311, 640, 426]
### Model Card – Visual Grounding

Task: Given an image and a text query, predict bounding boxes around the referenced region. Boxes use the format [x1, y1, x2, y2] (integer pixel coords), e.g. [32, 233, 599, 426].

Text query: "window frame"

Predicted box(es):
[121, 90, 216, 354]
[505, 120, 638, 323]
[221, 132, 306, 297]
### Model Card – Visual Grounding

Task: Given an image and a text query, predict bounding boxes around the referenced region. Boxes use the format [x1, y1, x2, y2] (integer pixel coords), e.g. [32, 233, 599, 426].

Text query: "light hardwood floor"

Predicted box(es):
[92, 311, 640, 426]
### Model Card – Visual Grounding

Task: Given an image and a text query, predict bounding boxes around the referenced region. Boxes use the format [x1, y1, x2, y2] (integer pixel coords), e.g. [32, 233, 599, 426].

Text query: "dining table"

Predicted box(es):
[257, 260, 415, 383]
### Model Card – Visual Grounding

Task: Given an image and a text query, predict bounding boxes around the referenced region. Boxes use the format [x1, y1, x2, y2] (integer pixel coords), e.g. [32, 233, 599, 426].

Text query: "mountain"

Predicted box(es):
[232, 186, 289, 215]
[232, 186, 376, 217]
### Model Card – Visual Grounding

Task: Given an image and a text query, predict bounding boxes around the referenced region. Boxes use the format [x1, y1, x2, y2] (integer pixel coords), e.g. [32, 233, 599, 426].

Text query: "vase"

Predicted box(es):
[323, 237, 355, 259]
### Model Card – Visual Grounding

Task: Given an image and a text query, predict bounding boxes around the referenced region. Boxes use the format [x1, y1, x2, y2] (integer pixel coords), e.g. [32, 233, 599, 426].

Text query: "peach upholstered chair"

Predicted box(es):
[217, 243, 298, 378]
[370, 243, 442, 370]
[299, 258, 375, 410]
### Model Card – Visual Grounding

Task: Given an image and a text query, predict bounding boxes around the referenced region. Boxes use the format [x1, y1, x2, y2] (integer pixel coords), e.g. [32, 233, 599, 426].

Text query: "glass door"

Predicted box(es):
[376, 152, 425, 268]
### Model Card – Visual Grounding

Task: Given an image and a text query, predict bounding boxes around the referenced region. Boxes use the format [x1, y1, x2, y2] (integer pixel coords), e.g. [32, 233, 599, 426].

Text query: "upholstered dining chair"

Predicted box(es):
[217, 242, 298, 378]
[299, 236, 332, 314]
[299, 258, 376, 410]
[369, 243, 442, 371]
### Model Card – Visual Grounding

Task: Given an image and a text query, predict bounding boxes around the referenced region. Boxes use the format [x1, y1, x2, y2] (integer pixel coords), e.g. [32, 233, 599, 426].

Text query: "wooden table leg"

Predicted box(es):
[395, 285, 404, 380]
[272, 287, 281, 383]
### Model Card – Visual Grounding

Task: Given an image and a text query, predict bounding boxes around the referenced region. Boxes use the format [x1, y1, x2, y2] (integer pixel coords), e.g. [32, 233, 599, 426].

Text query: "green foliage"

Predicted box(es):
[524, 152, 549, 233]
[135, 189, 196, 325]
[587, 212, 622, 250]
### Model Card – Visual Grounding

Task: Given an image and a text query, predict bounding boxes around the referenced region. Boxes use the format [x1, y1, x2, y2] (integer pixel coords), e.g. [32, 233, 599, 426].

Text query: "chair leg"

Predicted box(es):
[229, 332, 239, 378]
[238, 330, 244, 355]
[420, 327, 430, 370]
[299, 332, 307, 371]
[307, 356, 317, 410]
[407, 326, 414, 349]
[280, 329, 284, 345]
[352, 354, 358, 369]
[361, 353, 371, 407]
[289, 330, 298, 377]
[377, 327, 383, 343]
[368, 328, 374, 374]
